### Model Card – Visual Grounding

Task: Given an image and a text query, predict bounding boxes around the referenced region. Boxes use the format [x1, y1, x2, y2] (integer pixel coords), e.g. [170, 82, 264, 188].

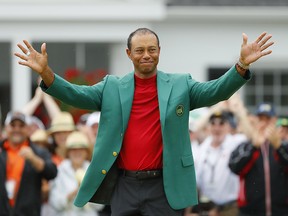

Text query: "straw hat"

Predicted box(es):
[49, 112, 75, 134]
[30, 129, 48, 143]
[66, 131, 89, 149]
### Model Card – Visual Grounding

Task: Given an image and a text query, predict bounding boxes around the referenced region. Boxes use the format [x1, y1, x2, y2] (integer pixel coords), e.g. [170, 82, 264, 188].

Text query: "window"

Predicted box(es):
[31, 42, 110, 84]
[245, 68, 288, 117]
[0, 42, 11, 125]
[31, 42, 111, 125]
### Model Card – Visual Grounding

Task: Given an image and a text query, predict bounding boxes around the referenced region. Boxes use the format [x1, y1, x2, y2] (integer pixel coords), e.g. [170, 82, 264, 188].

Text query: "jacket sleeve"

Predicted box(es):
[228, 141, 260, 177]
[40, 74, 109, 111]
[32, 144, 57, 180]
[188, 65, 251, 110]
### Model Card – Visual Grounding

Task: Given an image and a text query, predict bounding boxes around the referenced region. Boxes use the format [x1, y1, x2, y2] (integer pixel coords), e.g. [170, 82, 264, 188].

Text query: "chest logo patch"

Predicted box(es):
[176, 104, 184, 116]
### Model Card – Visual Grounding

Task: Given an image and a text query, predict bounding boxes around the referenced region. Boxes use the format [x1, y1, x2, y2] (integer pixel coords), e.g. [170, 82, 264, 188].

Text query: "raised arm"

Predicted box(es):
[21, 87, 44, 115]
[43, 93, 61, 119]
[189, 32, 274, 109]
[15, 40, 54, 87]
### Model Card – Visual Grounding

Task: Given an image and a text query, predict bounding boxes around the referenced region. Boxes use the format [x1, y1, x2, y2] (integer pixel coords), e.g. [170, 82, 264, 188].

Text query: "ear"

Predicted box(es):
[126, 48, 131, 60]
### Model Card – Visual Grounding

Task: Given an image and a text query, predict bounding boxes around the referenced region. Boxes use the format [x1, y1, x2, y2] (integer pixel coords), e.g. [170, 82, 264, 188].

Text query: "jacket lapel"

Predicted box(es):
[119, 73, 135, 131]
[157, 71, 172, 130]
[118, 71, 172, 131]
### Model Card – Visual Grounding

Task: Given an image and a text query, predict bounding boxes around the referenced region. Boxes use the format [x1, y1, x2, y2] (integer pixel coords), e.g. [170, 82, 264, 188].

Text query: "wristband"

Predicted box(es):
[237, 60, 250, 70]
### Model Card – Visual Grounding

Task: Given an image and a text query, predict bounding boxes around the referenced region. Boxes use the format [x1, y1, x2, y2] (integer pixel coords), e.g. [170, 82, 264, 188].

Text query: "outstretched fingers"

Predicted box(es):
[15, 41, 30, 65]
[254, 32, 274, 59]
[255, 32, 267, 43]
[260, 41, 274, 52]
[14, 51, 27, 61]
[17, 42, 29, 56]
[259, 34, 274, 56]
[259, 34, 273, 47]
[260, 50, 273, 57]
[23, 40, 35, 52]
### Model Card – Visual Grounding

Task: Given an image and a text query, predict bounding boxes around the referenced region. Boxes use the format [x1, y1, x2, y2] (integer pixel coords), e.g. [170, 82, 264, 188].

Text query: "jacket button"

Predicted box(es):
[101, 170, 107, 175]
[112, 152, 118, 157]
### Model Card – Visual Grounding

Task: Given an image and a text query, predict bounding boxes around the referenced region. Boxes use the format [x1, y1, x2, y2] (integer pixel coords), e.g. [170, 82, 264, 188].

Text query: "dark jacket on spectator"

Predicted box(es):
[0, 140, 57, 216]
[229, 141, 288, 216]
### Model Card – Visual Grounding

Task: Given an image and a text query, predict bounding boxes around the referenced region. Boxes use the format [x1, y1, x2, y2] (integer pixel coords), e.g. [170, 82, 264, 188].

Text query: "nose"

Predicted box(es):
[143, 50, 150, 59]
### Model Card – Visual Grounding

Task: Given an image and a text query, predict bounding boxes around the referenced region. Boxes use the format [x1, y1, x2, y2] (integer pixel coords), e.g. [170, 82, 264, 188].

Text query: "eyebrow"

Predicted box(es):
[134, 46, 158, 50]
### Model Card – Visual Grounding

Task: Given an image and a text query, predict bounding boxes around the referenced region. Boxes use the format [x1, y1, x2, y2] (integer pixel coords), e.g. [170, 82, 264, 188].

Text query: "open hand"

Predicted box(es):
[239, 32, 274, 65]
[15, 40, 48, 75]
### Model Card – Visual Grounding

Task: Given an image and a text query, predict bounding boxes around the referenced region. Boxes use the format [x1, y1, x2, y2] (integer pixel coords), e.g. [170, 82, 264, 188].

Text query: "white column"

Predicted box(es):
[11, 38, 32, 111]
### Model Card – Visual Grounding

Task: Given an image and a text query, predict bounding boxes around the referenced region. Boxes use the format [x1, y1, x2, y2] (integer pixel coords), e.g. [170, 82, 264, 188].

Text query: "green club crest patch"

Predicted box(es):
[176, 104, 184, 116]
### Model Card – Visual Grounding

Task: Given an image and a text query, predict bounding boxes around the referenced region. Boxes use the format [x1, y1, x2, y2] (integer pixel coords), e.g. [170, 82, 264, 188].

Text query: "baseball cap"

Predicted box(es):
[5, 111, 27, 125]
[66, 131, 89, 149]
[256, 103, 275, 117]
[86, 112, 100, 127]
[209, 110, 229, 122]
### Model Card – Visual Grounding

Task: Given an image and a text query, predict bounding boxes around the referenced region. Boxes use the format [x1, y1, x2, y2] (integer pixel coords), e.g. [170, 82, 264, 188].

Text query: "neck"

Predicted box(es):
[211, 136, 225, 148]
[134, 70, 157, 79]
[72, 162, 82, 170]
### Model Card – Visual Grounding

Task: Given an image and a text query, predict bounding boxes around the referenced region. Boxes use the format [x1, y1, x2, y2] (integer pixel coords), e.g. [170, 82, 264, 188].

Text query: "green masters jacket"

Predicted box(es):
[41, 66, 250, 210]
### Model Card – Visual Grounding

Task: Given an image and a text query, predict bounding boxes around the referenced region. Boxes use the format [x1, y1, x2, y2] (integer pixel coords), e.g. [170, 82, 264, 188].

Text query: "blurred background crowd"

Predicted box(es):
[1, 1, 288, 216]
[1, 87, 287, 216]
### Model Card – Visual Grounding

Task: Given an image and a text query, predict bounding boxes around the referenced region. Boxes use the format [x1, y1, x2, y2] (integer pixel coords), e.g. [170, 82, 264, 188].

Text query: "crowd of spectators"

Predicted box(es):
[1, 88, 288, 216]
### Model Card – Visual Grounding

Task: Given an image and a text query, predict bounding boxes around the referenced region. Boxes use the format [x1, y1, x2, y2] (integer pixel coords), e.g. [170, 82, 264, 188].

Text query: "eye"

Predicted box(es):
[135, 49, 143, 54]
[149, 48, 156, 52]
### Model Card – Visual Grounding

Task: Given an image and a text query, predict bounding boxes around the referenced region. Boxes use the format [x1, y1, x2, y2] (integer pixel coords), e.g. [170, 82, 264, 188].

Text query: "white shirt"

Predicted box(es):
[196, 133, 247, 205]
[191, 140, 200, 172]
[49, 159, 104, 216]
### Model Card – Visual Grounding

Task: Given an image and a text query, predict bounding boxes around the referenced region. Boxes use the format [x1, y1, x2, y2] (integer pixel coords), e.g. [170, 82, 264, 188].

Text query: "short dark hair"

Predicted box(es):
[127, 28, 160, 50]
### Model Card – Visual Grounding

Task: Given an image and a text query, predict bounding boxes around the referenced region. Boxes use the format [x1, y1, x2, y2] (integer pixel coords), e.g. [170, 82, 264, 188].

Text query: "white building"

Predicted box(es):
[1, 0, 288, 121]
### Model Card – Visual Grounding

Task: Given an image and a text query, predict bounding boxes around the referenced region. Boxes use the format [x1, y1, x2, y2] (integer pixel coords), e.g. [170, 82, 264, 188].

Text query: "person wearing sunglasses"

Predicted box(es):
[196, 110, 248, 216]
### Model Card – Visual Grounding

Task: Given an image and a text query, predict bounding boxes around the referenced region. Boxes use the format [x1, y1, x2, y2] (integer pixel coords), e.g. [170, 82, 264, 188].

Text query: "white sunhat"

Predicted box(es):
[86, 112, 100, 127]
[30, 129, 48, 143]
[65, 131, 89, 149]
[48, 112, 75, 134]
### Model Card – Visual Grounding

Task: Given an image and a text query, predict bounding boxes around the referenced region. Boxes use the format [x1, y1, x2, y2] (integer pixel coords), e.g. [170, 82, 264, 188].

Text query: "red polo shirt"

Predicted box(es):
[117, 74, 163, 170]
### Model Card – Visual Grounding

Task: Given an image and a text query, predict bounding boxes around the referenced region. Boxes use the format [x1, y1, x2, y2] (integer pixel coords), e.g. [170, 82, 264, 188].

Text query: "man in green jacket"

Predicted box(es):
[15, 28, 273, 216]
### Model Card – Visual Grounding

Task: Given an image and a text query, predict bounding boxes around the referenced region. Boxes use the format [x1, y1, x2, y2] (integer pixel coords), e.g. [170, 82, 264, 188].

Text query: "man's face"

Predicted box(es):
[53, 131, 72, 147]
[126, 33, 160, 78]
[257, 114, 273, 125]
[209, 118, 229, 139]
[68, 148, 88, 167]
[5, 120, 28, 145]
